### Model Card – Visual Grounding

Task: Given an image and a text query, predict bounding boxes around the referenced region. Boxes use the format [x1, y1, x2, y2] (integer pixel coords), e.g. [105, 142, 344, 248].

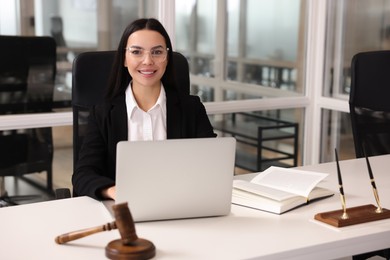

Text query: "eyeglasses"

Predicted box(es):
[125, 46, 169, 63]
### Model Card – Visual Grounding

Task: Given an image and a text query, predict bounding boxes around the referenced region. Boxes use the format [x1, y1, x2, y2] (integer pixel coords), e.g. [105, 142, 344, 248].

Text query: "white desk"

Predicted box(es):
[1, 155, 390, 260]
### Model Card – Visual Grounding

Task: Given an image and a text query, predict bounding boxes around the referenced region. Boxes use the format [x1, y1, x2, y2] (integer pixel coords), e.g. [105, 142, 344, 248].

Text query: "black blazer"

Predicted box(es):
[72, 87, 216, 199]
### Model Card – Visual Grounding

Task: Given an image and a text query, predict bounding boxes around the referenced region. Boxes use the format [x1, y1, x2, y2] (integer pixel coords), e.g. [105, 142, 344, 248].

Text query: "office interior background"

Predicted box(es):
[1, 0, 389, 193]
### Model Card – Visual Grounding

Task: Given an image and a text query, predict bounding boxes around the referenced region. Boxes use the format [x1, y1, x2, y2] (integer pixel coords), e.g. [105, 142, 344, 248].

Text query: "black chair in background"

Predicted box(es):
[71, 50, 190, 196]
[0, 35, 56, 205]
[349, 50, 390, 260]
[50, 16, 68, 61]
[350, 50, 390, 158]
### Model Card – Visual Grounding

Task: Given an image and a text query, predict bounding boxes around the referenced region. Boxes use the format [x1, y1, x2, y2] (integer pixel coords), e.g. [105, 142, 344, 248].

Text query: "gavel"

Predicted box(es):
[55, 202, 155, 259]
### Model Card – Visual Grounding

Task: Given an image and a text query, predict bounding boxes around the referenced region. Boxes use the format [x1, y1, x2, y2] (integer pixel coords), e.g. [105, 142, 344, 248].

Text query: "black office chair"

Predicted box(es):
[350, 50, 390, 159]
[71, 50, 190, 196]
[0, 35, 57, 205]
[349, 50, 390, 260]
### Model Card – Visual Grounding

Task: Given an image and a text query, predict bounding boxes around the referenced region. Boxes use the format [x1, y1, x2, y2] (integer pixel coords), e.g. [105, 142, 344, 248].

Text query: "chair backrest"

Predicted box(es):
[349, 50, 390, 157]
[0, 35, 57, 114]
[72, 50, 190, 169]
[0, 36, 56, 192]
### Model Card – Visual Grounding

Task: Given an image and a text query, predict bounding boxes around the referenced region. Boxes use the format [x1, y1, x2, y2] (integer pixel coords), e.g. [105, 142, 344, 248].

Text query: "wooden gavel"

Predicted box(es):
[55, 202, 136, 244]
[55, 202, 155, 259]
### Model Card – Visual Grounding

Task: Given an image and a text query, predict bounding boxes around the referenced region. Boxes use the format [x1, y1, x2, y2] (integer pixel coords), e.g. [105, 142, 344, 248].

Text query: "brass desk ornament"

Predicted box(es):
[314, 149, 390, 227]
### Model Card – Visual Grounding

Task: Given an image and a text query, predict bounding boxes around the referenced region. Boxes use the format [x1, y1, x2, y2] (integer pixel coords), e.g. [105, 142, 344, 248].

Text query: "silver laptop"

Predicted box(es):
[115, 137, 236, 222]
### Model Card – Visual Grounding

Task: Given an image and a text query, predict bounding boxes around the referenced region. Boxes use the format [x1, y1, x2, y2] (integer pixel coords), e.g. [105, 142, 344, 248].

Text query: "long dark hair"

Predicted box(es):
[105, 18, 175, 100]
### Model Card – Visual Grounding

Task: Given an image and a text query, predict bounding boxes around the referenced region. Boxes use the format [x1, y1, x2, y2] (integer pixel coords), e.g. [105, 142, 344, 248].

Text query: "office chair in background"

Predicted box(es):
[349, 50, 390, 260]
[350, 50, 390, 158]
[70, 50, 191, 197]
[50, 16, 68, 61]
[0, 35, 57, 205]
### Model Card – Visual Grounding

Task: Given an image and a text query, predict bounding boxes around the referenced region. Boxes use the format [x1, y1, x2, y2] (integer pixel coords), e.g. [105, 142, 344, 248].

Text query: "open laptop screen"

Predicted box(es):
[115, 137, 236, 222]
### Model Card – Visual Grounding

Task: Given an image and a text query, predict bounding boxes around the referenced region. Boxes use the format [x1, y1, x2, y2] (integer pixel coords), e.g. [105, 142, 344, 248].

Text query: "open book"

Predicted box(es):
[232, 166, 334, 214]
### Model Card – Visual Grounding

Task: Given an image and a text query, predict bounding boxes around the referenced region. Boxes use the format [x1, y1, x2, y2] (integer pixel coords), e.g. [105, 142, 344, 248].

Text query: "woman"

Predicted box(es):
[72, 18, 216, 200]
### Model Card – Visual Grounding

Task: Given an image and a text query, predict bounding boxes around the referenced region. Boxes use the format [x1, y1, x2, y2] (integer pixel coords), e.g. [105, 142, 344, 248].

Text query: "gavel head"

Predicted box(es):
[112, 202, 138, 245]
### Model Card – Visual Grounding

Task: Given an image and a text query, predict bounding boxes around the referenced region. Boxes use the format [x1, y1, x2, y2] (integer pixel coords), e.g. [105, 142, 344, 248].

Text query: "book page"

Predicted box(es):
[233, 180, 297, 201]
[250, 166, 328, 197]
[232, 187, 306, 214]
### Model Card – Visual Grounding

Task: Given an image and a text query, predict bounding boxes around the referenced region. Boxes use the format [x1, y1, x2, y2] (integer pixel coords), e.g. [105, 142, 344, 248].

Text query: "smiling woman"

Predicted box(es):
[72, 18, 217, 201]
[124, 29, 169, 111]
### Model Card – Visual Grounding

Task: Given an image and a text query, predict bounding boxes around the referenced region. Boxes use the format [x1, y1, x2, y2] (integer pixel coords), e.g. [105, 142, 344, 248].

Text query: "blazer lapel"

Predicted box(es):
[110, 94, 128, 143]
[166, 89, 182, 139]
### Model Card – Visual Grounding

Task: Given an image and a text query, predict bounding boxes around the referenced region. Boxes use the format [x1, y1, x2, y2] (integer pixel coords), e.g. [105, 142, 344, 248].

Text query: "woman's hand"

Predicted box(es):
[101, 186, 116, 200]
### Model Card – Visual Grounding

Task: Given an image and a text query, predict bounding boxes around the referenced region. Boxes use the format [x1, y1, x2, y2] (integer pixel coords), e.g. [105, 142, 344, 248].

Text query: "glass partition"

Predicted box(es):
[209, 108, 304, 175]
[320, 0, 390, 162]
[324, 0, 390, 99]
[176, 0, 306, 103]
[320, 109, 354, 162]
[175, 0, 305, 169]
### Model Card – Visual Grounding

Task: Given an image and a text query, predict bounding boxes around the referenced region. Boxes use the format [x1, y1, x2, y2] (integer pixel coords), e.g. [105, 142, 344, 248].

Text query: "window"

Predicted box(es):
[320, 0, 390, 162]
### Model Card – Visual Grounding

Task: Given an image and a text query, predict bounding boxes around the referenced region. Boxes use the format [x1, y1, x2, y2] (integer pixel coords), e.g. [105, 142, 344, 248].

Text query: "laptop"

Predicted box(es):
[114, 137, 236, 222]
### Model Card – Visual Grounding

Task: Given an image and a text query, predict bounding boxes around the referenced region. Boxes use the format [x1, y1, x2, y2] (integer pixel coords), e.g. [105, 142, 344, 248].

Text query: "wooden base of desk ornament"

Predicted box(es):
[314, 204, 390, 227]
[105, 238, 156, 260]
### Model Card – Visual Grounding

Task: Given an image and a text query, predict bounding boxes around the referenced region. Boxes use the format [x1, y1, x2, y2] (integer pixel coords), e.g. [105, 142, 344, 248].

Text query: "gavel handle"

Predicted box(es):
[55, 221, 117, 244]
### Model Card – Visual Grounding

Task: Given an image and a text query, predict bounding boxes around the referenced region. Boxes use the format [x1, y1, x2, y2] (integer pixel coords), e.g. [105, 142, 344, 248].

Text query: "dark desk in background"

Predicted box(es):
[212, 112, 298, 172]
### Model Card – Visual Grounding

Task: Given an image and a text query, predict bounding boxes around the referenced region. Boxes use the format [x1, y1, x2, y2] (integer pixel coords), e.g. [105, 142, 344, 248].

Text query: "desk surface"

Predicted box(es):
[1, 155, 390, 259]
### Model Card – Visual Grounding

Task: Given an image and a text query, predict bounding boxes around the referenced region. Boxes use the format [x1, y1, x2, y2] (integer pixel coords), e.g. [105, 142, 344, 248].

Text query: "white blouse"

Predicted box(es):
[125, 82, 167, 141]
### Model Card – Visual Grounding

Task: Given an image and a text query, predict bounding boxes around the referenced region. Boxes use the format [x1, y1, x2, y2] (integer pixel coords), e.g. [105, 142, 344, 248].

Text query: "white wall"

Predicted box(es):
[0, 0, 19, 35]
